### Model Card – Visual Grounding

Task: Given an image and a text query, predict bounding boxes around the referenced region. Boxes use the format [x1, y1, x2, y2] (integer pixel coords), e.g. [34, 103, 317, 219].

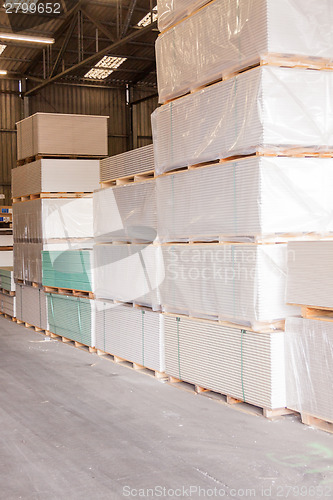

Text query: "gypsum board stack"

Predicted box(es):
[0, 267, 15, 291]
[0, 251, 13, 267]
[160, 244, 298, 327]
[157, 157, 333, 242]
[16, 284, 48, 330]
[47, 293, 95, 347]
[93, 244, 162, 310]
[286, 241, 333, 308]
[157, 0, 210, 31]
[0, 292, 15, 317]
[12, 159, 100, 199]
[100, 144, 155, 182]
[16, 113, 108, 160]
[0, 234, 13, 247]
[152, 66, 333, 175]
[42, 250, 93, 292]
[13, 198, 93, 242]
[285, 317, 333, 422]
[94, 180, 157, 243]
[95, 301, 165, 372]
[156, 0, 333, 103]
[164, 314, 286, 410]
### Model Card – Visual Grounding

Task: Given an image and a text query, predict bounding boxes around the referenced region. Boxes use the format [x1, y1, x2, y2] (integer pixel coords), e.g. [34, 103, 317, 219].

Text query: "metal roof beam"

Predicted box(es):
[121, 0, 138, 38]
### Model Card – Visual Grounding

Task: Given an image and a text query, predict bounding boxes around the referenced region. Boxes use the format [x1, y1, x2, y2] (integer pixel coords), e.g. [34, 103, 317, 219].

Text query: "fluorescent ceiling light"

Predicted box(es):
[0, 70, 7, 75]
[137, 6, 157, 27]
[85, 56, 127, 80]
[0, 33, 54, 44]
[0, 44, 6, 55]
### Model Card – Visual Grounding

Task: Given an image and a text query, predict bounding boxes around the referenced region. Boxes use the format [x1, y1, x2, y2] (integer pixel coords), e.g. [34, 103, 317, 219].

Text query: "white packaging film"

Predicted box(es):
[157, 157, 333, 242]
[0, 293, 16, 317]
[95, 301, 165, 372]
[157, 0, 209, 31]
[165, 314, 286, 409]
[94, 180, 157, 243]
[285, 317, 333, 423]
[156, 0, 333, 103]
[16, 284, 48, 330]
[12, 159, 100, 198]
[152, 66, 333, 175]
[100, 144, 155, 182]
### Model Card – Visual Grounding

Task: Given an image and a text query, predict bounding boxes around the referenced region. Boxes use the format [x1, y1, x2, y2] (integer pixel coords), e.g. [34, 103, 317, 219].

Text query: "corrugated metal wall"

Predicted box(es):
[131, 89, 158, 149]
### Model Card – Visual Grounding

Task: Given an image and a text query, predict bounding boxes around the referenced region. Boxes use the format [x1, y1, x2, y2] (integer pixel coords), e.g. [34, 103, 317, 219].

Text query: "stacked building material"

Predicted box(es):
[157, 0, 209, 32]
[42, 249, 93, 293]
[0, 267, 15, 292]
[0, 266, 16, 318]
[100, 144, 154, 183]
[16, 284, 48, 330]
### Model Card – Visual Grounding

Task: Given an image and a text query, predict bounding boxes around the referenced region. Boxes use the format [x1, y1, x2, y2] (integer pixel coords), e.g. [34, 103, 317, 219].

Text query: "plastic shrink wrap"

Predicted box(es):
[47, 294, 95, 347]
[0, 292, 16, 317]
[157, 157, 333, 242]
[152, 66, 333, 175]
[160, 244, 298, 327]
[12, 159, 100, 198]
[94, 180, 157, 243]
[16, 284, 48, 330]
[100, 144, 155, 182]
[285, 317, 333, 423]
[95, 301, 165, 372]
[287, 241, 333, 308]
[42, 250, 93, 292]
[165, 314, 286, 409]
[93, 244, 164, 310]
[157, 0, 209, 31]
[13, 198, 93, 242]
[156, 0, 333, 103]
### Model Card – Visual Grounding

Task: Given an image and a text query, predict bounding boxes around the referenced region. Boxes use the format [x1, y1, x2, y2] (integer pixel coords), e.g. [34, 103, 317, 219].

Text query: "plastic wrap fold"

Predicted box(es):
[156, 0, 333, 103]
[95, 301, 165, 372]
[17, 113, 108, 160]
[165, 314, 286, 409]
[0, 292, 16, 317]
[42, 250, 93, 292]
[16, 284, 48, 330]
[13, 198, 93, 242]
[152, 66, 333, 175]
[93, 244, 164, 310]
[285, 317, 333, 422]
[100, 144, 155, 182]
[12, 159, 100, 198]
[160, 244, 298, 327]
[157, 157, 333, 242]
[157, 0, 209, 31]
[94, 180, 157, 243]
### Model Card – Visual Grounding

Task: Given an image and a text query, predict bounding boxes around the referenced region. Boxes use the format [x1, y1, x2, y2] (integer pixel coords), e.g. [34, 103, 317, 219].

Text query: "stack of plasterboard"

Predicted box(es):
[12, 159, 100, 198]
[152, 66, 333, 175]
[0, 251, 13, 267]
[165, 314, 286, 409]
[156, 0, 333, 103]
[16, 113, 108, 160]
[94, 180, 157, 243]
[93, 244, 163, 310]
[157, 157, 333, 242]
[285, 317, 333, 422]
[160, 244, 298, 327]
[0, 267, 15, 292]
[16, 284, 48, 330]
[95, 301, 165, 372]
[42, 250, 93, 292]
[100, 144, 155, 182]
[157, 0, 209, 31]
[47, 294, 95, 347]
[0, 292, 16, 317]
[287, 241, 333, 308]
[0, 234, 13, 247]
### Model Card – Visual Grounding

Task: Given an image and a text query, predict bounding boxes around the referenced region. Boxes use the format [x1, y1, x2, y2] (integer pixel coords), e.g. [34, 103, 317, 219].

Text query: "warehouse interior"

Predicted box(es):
[0, 1, 333, 499]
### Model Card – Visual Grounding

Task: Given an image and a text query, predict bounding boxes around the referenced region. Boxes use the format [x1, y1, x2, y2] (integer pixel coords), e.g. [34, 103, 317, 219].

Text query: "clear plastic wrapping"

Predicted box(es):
[16, 284, 48, 330]
[12, 159, 100, 198]
[165, 314, 286, 409]
[285, 317, 333, 422]
[93, 244, 164, 310]
[160, 244, 298, 327]
[16, 113, 108, 160]
[95, 301, 165, 372]
[94, 180, 157, 243]
[0, 292, 16, 317]
[100, 144, 155, 182]
[13, 198, 94, 242]
[287, 241, 333, 308]
[156, 0, 333, 103]
[152, 66, 333, 175]
[157, 157, 333, 242]
[157, 0, 209, 31]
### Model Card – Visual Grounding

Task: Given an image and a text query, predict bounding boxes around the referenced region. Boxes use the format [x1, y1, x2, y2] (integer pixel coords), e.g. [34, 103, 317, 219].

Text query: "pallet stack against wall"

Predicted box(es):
[150, 0, 333, 423]
[12, 112, 107, 334]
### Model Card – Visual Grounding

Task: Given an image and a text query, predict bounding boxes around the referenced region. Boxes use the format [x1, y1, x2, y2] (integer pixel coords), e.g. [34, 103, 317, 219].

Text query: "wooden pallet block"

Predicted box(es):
[96, 348, 167, 379]
[0, 288, 15, 297]
[44, 286, 94, 300]
[300, 305, 333, 322]
[100, 170, 155, 189]
[17, 153, 104, 167]
[13, 192, 92, 203]
[301, 413, 333, 434]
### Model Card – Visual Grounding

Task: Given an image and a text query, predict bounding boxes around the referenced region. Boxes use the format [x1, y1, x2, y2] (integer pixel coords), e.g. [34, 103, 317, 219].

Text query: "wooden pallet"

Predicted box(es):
[96, 349, 167, 379]
[301, 413, 333, 434]
[13, 192, 93, 203]
[0, 288, 15, 296]
[300, 305, 333, 322]
[17, 153, 104, 167]
[16, 319, 44, 332]
[100, 170, 155, 188]
[168, 376, 293, 420]
[16, 280, 41, 288]
[44, 286, 94, 300]
[45, 330, 97, 353]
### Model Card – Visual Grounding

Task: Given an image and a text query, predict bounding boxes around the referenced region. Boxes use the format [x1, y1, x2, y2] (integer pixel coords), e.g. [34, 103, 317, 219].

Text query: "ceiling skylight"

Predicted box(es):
[85, 56, 127, 80]
[137, 6, 158, 27]
[0, 44, 7, 55]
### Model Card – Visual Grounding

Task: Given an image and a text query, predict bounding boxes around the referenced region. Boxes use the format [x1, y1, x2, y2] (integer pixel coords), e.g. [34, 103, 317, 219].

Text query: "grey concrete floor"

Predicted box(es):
[0, 317, 332, 500]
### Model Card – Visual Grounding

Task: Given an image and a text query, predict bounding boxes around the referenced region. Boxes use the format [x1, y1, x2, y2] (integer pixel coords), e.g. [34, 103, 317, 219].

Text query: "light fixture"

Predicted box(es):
[85, 56, 127, 80]
[0, 44, 6, 55]
[137, 6, 158, 27]
[0, 70, 8, 75]
[0, 33, 54, 44]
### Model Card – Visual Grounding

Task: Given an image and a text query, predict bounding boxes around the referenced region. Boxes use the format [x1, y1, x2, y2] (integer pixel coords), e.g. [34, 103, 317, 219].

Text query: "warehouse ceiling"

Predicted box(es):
[0, 0, 158, 94]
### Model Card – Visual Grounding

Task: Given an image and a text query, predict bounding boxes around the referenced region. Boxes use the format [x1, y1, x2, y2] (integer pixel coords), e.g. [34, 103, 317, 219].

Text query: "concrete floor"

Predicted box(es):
[0, 317, 332, 500]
